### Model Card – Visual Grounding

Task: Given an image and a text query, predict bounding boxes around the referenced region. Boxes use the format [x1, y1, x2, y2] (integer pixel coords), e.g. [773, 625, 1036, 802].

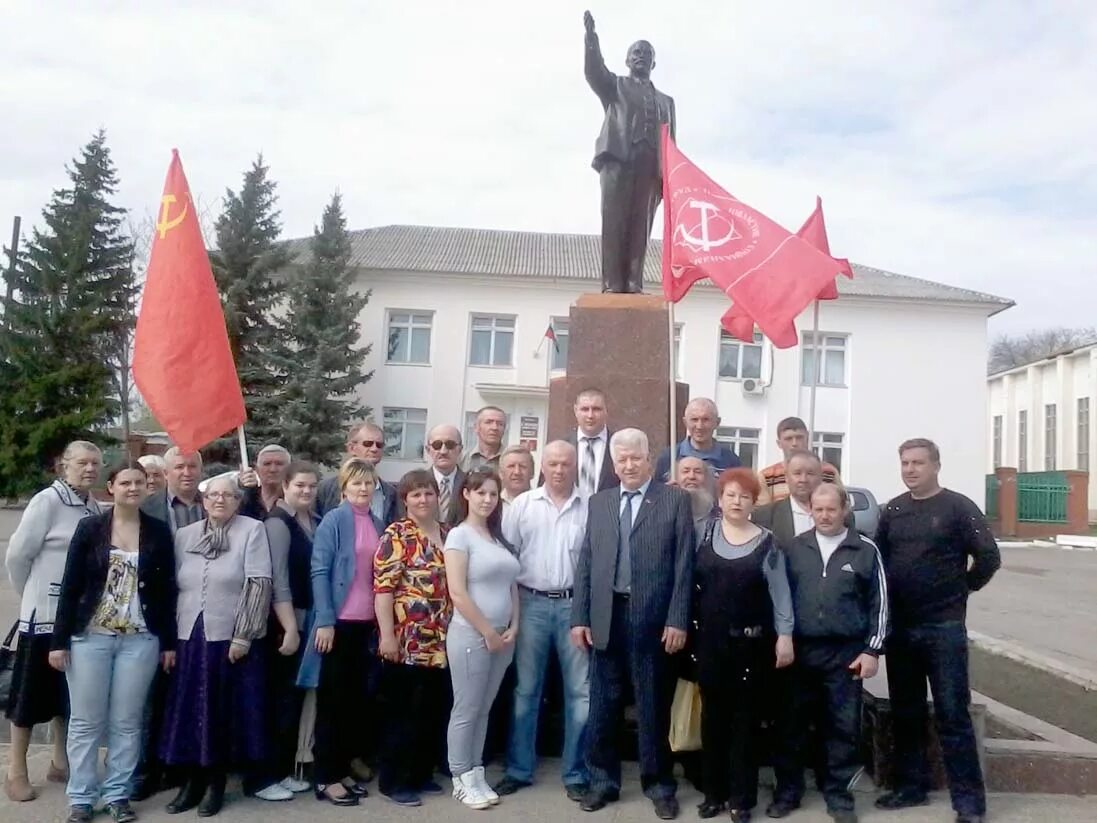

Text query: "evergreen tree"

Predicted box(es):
[209, 155, 290, 456]
[276, 193, 372, 464]
[0, 130, 134, 494]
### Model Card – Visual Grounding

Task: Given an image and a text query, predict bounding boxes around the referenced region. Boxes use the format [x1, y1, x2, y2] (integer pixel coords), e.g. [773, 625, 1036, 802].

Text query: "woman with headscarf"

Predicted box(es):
[49, 462, 178, 823]
[159, 474, 273, 817]
[4, 440, 104, 803]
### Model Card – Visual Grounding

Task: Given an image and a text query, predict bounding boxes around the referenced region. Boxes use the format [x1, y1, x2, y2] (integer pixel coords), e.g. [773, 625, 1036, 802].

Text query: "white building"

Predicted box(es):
[289, 225, 1011, 505]
[987, 342, 1097, 515]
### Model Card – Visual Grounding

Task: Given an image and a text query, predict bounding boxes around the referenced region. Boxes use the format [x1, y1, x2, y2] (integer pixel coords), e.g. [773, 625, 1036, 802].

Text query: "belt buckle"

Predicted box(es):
[743, 626, 761, 639]
[546, 590, 564, 600]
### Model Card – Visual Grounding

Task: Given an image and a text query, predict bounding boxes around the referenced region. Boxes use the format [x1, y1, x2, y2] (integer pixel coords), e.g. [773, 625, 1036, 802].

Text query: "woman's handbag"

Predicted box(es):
[0, 622, 20, 710]
[668, 677, 703, 752]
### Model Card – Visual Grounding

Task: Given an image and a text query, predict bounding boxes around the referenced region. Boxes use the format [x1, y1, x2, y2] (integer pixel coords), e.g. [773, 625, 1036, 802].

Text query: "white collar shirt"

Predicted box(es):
[789, 495, 815, 536]
[502, 485, 587, 591]
[576, 426, 609, 498]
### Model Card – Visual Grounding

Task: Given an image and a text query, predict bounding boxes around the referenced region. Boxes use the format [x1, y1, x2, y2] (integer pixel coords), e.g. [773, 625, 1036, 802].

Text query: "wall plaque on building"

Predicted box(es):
[519, 416, 540, 439]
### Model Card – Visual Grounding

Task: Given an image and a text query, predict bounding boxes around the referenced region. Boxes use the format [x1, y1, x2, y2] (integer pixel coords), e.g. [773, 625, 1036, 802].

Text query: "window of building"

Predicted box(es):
[382, 407, 427, 460]
[715, 426, 760, 468]
[812, 431, 844, 473]
[550, 317, 569, 371]
[801, 333, 848, 387]
[1078, 398, 1090, 472]
[386, 311, 432, 364]
[718, 331, 763, 380]
[992, 415, 1003, 469]
[469, 314, 515, 366]
[1045, 403, 1057, 471]
[1018, 410, 1028, 472]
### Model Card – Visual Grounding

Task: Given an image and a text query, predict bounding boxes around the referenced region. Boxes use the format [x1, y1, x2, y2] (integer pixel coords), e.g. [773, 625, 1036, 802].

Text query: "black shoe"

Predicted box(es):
[956, 816, 985, 823]
[341, 779, 369, 798]
[697, 799, 726, 818]
[654, 796, 680, 820]
[581, 790, 619, 812]
[766, 799, 800, 818]
[729, 811, 752, 823]
[418, 780, 444, 795]
[106, 801, 138, 823]
[166, 779, 206, 815]
[381, 789, 422, 807]
[828, 811, 857, 823]
[197, 774, 226, 818]
[67, 806, 94, 823]
[875, 791, 929, 811]
[131, 770, 161, 802]
[493, 775, 531, 796]
[314, 784, 359, 807]
[566, 783, 589, 802]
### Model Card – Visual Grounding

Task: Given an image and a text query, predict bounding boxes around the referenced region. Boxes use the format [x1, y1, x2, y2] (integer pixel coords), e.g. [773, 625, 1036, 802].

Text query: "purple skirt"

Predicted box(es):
[159, 615, 267, 768]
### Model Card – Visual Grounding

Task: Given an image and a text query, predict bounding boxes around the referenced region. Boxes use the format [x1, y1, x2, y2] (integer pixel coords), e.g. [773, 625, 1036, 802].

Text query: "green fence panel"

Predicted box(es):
[1016, 471, 1068, 523]
[985, 474, 999, 520]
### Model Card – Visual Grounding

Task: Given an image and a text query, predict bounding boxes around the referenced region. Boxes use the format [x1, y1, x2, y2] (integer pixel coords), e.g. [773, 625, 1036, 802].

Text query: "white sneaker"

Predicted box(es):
[254, 783, 294, 801]
[472, 766, 500, 805]
[452, 772, 491, 810]
[279, 776, 311, 793]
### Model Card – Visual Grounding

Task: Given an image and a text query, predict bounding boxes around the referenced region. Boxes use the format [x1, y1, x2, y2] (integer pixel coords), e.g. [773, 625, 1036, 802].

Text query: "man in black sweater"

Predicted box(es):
[769, 484, 888, 823]
[873, 439, 1000, 823]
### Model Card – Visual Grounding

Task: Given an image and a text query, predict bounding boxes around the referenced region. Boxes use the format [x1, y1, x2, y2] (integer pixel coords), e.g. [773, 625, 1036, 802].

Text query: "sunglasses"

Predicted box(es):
[353, 439, 384, 449]
[430, 440, 460, 451]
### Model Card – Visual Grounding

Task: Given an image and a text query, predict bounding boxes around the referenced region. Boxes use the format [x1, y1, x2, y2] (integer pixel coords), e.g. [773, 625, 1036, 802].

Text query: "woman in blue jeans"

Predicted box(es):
[49, 463, 179, 823]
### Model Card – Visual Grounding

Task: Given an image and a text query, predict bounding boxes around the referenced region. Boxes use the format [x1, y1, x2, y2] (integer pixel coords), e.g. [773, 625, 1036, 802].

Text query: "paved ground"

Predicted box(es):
[0, 751, 1094, 823]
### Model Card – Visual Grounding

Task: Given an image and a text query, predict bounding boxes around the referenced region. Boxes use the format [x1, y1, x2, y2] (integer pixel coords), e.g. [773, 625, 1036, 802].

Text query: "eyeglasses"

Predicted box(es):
[204, 492, 239, 501]
[430, 440, 460, 451]
[352, 439, 384, 449]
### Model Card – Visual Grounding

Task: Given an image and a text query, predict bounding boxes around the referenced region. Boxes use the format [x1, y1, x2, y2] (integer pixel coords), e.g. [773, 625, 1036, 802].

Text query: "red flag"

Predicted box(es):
[661, 127, 847, 348]
[543, 322, 560, 353]
[720, 196, 853, 345]
[133, 150, 246, 453]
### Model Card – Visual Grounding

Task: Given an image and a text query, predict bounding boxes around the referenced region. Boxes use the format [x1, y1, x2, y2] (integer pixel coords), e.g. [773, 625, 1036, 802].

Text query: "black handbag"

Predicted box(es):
[0, 622, 19, 710]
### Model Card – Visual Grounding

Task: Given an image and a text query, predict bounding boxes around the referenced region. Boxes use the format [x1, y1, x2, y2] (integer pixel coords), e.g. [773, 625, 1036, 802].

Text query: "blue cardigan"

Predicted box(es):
[296, 502, 385, 688]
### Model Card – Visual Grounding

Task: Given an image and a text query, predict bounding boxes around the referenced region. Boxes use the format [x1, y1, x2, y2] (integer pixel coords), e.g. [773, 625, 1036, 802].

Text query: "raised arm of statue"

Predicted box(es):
[583, 10, 615, 104]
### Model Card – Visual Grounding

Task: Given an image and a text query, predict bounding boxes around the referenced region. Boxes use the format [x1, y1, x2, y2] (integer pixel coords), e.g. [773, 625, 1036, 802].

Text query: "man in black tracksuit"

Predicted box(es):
[769, 484, 888, 823]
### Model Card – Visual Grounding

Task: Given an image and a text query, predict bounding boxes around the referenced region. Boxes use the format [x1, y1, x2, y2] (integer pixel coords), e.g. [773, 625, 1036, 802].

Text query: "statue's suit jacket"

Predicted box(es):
[585, 33, 676, 172]
[572, 481, 694, 651]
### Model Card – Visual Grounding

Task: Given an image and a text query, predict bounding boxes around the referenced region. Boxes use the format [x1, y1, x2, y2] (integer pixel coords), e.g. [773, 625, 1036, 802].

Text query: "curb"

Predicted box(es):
[968, 630, 1097, 692]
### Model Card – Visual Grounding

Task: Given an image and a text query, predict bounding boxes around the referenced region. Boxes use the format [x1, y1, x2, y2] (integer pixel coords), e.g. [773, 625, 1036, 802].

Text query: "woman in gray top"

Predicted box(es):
[693, 468, 794, 823]
[158, 475, 273, 818]
[4, 440, 103, 803]
[443, 467, 521, 810]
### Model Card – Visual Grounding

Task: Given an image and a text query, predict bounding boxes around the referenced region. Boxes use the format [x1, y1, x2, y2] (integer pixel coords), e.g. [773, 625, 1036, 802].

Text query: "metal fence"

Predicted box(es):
[985, 474, 999, 520]
[1016, 471, 1069, 523]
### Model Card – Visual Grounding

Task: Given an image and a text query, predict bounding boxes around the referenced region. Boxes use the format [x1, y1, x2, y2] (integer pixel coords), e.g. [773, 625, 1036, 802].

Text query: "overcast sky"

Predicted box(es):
[3, 1, 1095, 333]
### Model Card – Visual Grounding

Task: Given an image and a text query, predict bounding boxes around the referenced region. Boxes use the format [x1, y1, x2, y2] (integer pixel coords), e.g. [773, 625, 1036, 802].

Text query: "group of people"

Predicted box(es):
[3, 391, 1000, 823]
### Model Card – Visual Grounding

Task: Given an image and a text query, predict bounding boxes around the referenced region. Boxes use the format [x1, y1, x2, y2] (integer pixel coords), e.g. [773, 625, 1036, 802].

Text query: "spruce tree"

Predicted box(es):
[276, 193, 372, 464]
[209, 155, 290, 456]
[0, 130, 134, 494]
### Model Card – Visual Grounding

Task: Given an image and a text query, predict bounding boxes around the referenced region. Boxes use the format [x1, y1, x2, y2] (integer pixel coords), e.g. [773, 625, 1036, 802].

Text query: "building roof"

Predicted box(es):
[286, 224, 1013, 313]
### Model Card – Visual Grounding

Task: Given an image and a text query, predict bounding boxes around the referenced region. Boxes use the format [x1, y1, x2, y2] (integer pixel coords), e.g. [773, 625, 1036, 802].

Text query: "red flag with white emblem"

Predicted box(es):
[660, 128, 847, 348]
[133, 150, 246, 453]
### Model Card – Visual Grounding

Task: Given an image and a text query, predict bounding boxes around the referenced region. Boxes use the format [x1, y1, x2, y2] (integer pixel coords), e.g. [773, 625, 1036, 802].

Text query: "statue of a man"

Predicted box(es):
[584, 10, 676, 294]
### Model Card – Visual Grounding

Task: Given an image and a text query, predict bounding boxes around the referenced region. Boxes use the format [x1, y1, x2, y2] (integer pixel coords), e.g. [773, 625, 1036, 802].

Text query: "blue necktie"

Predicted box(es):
[614, 491, 640, 593]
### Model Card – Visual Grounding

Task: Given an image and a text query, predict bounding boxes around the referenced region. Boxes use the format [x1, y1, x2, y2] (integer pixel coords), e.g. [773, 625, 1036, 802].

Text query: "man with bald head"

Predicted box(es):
[654, 397, 741, 482]
[494, 441, 590, 800]
[426, 423, 464, 522]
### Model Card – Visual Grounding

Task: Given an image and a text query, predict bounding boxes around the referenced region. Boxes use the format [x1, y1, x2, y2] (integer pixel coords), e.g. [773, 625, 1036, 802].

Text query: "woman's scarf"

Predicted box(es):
[187, 516, 234, 559]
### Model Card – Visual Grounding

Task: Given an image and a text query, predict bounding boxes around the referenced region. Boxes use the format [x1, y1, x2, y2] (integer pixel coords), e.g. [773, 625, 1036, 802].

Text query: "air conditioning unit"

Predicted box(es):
[741, 378, 766, 396]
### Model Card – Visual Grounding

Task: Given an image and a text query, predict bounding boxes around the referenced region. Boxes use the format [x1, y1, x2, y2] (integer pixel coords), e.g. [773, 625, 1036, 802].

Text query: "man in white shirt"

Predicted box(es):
[499, 446, 535, 504]
[753, 450, 851, 546]
[569, 388, 617, 497]
[494, 441, 590, 801]
[425, 424, 464, 522]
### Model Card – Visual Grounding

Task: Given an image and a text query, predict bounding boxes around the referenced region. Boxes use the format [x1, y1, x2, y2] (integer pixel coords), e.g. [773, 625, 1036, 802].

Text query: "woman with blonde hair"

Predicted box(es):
[4, 440, 103, 803]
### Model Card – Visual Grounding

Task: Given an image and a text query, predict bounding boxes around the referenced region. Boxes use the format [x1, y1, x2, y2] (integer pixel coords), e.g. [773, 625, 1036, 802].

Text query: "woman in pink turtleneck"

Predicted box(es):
[301, 458, 387, 806]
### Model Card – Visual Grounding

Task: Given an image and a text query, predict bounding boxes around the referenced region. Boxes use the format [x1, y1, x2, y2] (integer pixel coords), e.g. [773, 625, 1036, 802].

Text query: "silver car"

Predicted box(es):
[847, 485, 880, 537]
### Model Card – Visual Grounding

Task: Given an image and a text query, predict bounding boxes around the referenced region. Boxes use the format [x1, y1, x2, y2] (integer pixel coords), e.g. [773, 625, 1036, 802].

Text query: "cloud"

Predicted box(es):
[1, 0, 1094, 333]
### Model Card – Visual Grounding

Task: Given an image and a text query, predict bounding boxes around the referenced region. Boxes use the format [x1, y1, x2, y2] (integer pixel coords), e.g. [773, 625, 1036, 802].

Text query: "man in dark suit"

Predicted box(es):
[752, 450, 853, 546]
[316, 421, 401, 524]
[425, 423, 465, 524]
[571, 428, 694, 819]
[583, 11, 676, 294]
[566, 387, 618, 497]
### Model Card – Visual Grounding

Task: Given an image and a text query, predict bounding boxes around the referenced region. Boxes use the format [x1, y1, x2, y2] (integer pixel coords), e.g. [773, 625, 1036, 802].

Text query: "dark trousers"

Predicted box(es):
[135, 667, 177, 786]
[697, 635, 768, 811]
[586, 599, 677, 800]
[377, 663, 449, 795]
[887, 621, 986, 817]
[484, 662, 515, 763]
[774, 640, 865, 813]
[599, 146, 660, 293]
[313, 620, 380, 785]
[245, 628, 304, 791]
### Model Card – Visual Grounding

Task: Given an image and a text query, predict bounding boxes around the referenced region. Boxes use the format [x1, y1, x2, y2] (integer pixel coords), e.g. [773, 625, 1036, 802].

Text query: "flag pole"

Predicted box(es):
[807, 300, 821, 447]
[237, 424, 249, 472]
[668, 300, 678, 480]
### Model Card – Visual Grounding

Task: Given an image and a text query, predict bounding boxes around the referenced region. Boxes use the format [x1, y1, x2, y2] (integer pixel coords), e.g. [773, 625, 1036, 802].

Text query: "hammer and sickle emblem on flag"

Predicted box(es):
[156, 194, 189, 239]
[676, 199, 739, 252]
